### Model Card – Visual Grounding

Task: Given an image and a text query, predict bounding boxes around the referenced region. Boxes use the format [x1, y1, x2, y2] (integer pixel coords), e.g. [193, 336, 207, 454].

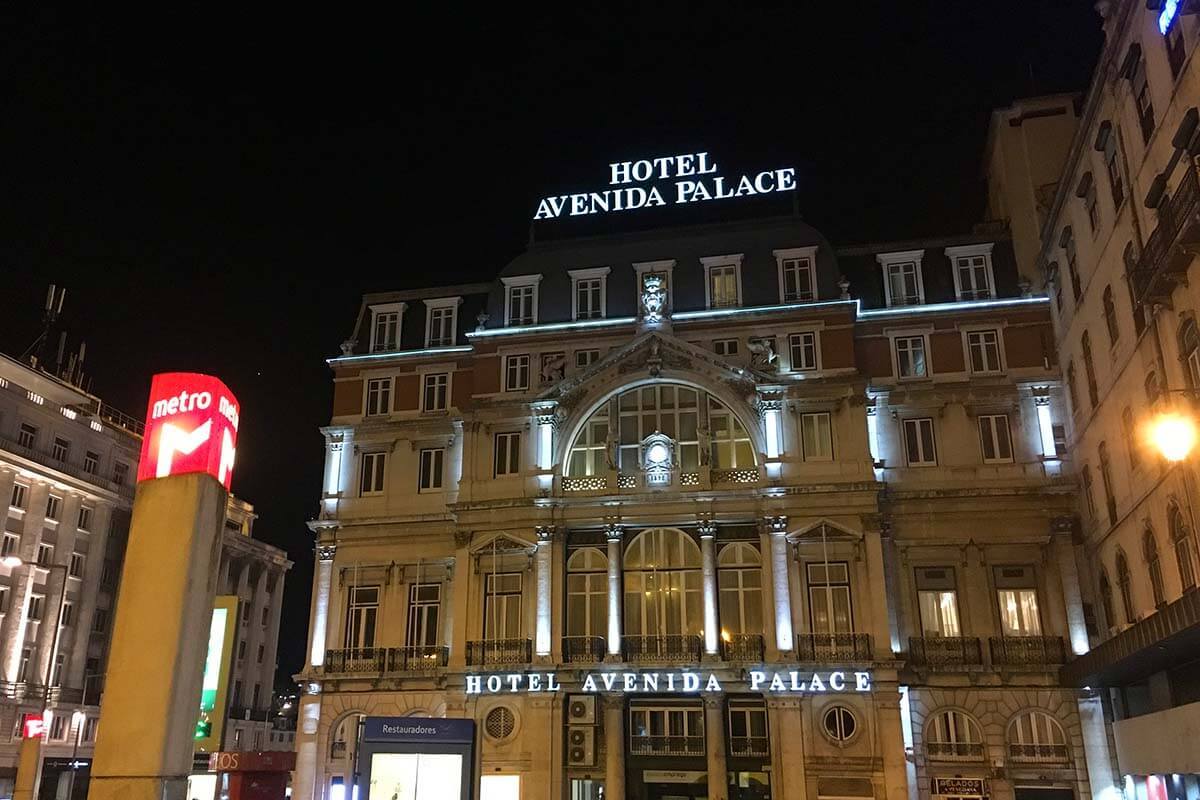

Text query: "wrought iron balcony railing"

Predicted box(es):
[622, 634, 702, 663]
[989, 636, 1066, 667]
[387, 645, 449, 671]
[324, 648, 386, 673]
[908, 636, 983, 668]
[562, 635, 606, 663]
[629, 734, 706, 756]
[796, 632, 873, 663]
[926, 741, 985, 760]
[721, 633, 764, 663]
[1008, 743, 1070, 763]
[729, 735, 770, 758]
[1131, 158, 1200, 306]
[466, 638, 532, 666]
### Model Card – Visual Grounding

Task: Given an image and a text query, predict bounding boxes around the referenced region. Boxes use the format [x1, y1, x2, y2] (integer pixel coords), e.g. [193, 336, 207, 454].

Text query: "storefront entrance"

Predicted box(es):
[642, 769, 708, 800]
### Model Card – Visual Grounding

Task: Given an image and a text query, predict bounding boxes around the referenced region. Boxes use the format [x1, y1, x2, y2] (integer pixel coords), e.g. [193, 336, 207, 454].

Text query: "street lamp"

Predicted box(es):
[1148, 411, 1198, 462]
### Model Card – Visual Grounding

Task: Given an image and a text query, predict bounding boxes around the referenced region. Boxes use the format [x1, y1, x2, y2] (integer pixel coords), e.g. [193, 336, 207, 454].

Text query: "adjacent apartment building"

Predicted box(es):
[1001, 0, 1200, 795]
[294, 214, 1115, 800]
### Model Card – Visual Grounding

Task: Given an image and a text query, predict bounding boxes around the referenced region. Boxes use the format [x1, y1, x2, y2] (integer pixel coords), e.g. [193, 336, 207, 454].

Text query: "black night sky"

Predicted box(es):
[0, 5, 1104, 683]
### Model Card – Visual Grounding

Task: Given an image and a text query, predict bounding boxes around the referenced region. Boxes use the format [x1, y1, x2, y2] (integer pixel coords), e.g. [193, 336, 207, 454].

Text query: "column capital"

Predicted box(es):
[1049, 516, 1077, 536]
[315, 544, 337, 562]
[762, 515, 788, 535]
[703, 695, 724, 710]
[535, 525, 557, 543]
[602, 693, 626, 710]
[605, 523, 624, 542]
[454, 529, 473, 548]
[697, 519, 717, 539]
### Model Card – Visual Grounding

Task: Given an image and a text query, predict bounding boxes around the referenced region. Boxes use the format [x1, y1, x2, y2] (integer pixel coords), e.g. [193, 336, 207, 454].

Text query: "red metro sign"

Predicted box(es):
[137, 373, 240, 490]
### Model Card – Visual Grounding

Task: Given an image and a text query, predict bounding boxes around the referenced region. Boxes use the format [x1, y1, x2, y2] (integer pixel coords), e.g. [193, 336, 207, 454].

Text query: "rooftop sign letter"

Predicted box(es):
[137, 372, 241, 490]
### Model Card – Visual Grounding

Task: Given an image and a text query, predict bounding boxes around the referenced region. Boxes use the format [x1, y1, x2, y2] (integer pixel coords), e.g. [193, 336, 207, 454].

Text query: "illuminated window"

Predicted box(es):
[978, 415, 1013, 464]
[894, 336, 927, 379]
[17, 423, 37, 449]
[344, 586, 379, 650]
[483, 573, 522, 639]
[359, 452, 386, 496]
[946, 243, 994, 300]
[493, 432, 520, 477]
[504, 355, 530, 392]
[502, 275, 541, 326]
[418, 449, 444, 493]
[566, 548, 608, 639]
[422, 373, 449, 412]
[83, 451, 99, 475]
[878, 250, 925, 306]
[570, 267, 609, 320]
[995, 565, 1041, 636]
[800, 412, 833, 461]
[807, 561, 853, 635]
[709, 396, 754, 469]
[915, 567, 960, 637]
[789, 332, 818, 371]
[717, 543, 762, 636]
[369, 303, 404, 353]
[966, 330, 1001, 373]
[623, 529, 702, 637]
[406, 582, 441, 648]
[776, 247, 818, 303]
[926, 710, 983, 759]
[903, 418, 937, 466]
[364, 378, 392, 417]
[707, 265, 740, 308]
[1008, 711, 1068, 761]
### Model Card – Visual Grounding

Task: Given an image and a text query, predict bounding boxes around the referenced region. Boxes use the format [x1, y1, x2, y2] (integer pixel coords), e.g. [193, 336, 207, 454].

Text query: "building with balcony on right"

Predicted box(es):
[1009, 0, 1200, 792]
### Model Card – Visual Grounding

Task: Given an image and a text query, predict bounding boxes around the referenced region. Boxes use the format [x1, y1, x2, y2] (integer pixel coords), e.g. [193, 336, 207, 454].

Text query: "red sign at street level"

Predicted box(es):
[137, 373, 240, 490]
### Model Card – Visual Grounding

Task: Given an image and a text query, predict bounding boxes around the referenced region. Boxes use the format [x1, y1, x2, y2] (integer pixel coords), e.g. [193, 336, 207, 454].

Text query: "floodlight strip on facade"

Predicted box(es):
[465, 316, 638, 338]
[326, 345, 475, 366]
[857, 295, 1050, 319]
[673, 298, 857, 321]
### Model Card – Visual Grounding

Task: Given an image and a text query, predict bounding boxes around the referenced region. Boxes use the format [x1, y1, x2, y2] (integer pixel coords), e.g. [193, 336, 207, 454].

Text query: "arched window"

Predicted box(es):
[925, 710, 983, 760]
[1122, 407, 1140, 470]
[1170, 504, 1197, 591]
[566, 548, 608, 642]
[718, 543, 762, 637]
[1098, 442, 1117, 525]
[1180, 319, 1200, 389]
[1066, 362, 1079, 416]
[623, 529, 702, 637]
[1081, 332, 1099, 407]
[1146, 371, 1161, 405]
[1099, 569, 1116, 631]
[1103, 286, 1120, 346]
[1144, 527, 1166, 607]
[1116, 551, 1135, 624]
[565, 384, 756, 477]
[1008, 710, 1068, 762]
[331, 713, 365, 760]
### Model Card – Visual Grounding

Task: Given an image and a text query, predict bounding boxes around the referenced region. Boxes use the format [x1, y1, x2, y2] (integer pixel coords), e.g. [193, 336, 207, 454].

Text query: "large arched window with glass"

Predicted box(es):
[925, 710, 984, 760]
[1115, 550, 1135, 624]
[1170, 504, 1197, 591]
[623, 528, 703, 640]
[565, 384, 756, 477]
[1180, 319, 1200, 389]
[1098, 569, 1116, 631]
[566, 548, 608, 649]
[718, 543, 763, 657]
[1008, 710, 1069, 762]
[1144, 526, 1166, 607]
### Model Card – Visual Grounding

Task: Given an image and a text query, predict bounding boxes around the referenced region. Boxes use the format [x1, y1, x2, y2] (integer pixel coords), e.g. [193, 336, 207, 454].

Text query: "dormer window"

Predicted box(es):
[369, 303, 406, 352]
[701, 254, 744, 309]
[774, 246, 819, 303]
[502, 275, 542, 326]
[424, 297, 461, 347]
[569, 267, 610, 320]
[878, 250, 926, 307]
[945, 243, 995, 301]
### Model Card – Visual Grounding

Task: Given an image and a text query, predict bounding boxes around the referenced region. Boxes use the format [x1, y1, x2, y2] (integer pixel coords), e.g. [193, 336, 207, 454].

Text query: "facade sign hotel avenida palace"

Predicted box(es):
[292, 148, 1115, 800]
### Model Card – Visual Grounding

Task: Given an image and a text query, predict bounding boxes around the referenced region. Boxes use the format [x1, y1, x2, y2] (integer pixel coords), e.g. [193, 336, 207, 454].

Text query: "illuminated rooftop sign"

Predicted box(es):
[465, 668, 870, 695]
[533, 151, 796, 220]
[1160, 0, 1180, 34]
[137, 372, 240, 490]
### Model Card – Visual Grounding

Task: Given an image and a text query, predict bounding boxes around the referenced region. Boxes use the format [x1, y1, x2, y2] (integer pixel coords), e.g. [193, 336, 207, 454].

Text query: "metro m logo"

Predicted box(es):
[138, 372, 241, 490]
[156, 419, 213, 479]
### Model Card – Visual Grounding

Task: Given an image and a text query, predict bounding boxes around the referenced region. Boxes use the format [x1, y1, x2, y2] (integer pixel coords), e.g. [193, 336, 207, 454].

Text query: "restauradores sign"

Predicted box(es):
[466, 669, 872, 695]
[533, 151, 796, 220]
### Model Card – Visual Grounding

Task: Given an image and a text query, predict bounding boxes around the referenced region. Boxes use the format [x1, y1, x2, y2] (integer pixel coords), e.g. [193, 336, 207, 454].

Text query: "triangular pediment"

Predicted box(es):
[789, 519, 862, 543]
[470, 533, 535, 555]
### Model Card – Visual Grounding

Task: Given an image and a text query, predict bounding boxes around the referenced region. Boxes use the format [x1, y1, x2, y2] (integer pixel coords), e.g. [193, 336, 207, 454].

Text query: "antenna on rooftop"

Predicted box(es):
[22, 284, 66, 370]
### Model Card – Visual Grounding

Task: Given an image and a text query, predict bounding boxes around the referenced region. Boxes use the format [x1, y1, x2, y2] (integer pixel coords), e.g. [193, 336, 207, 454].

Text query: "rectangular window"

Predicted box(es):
[713, 339, 739, 357]
[422, 373, 449, 412]
[483, 572, 522, 639]
[978, 414, 1014, 464]
[344, 586, 379, 649]
[69, 552, 85, 578]
[494, 432, 521, 477]
[995, 566, 1042, 636]
[903, 418, 937, 466]
[51, 437, 70, 462]
[727, 700, 769, 755]
[708, 265, 739, 308]
[28, 595, 44, 622]
[418, 448, 444, 492]
[60, 602, 73, 627]
[1135, 72, 1155, 144]
[88, 607, 106, 632]
[10, 483, 27, 510]
[1065, 232, 1081, 302]
[789, 332, 817, 371]
[364, 377, 392, 417]
[628, 704, 705, 754]
[1085, 183, 1100, 233]
[1166, 18, 1187, 78]
[406, 583, 441, 647]
[17, 423, 37, 449]
[504, 355, 530, 392]
[800, 413, 833, 462]
[807, 562, 853, 634]
[51, 653, 65, 688]
[257, 644, 265, 663]
[82, 718, 98, 743]
[112, 462, 128, 486]
[426, 306, 456, 347]
[885, 262, 922, 306]
[575, 350, 600, 369]
[507, 285, 535, 326]
[83, 451, 99, 475]
[50, 715, 66, 741]
[37, 544, 54, 566]
[1106, 145, 1125, 209]
[955, 256, 993, 300]
[916, 567, 961, 637]
[781, 257, 816, 302]
[1, 534, 18, 558]
[895, 336, 928, 379]
[967, 330, 1001, 373]
[45, 495, 61, 521]
[359, 452, 386, 496]
[0, 587, 8, 613]
[18, 648, 32, 681]
[371, 310, 400, 352]
[574, 278, 604, 320]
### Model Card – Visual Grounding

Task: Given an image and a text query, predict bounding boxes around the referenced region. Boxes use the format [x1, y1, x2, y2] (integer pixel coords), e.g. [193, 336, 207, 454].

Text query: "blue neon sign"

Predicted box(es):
[1160, 0, 1180, 35]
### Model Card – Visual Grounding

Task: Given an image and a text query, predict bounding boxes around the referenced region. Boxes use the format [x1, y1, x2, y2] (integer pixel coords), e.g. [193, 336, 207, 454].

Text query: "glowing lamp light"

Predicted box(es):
[1148, 412, 1197, 462]
[647, 443, 669, 465]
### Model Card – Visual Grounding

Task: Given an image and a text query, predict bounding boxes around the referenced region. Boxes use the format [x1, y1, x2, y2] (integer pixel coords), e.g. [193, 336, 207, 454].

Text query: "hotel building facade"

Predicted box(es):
[295, 215, 1117, 800]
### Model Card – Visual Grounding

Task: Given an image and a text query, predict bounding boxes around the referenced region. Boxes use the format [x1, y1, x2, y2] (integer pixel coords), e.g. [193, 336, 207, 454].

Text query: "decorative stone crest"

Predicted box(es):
[540, 352, 566, 385]
[747, 337, 778, 372]
[641, 273, 667, 324]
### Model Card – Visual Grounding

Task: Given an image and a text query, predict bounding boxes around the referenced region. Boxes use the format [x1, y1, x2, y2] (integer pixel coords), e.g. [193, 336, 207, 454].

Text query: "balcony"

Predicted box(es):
[926, 741, 985, 761]
[729, 736, 770, 758]
[1008, 743, 1070, 763]
[562, 635, 606, 663]
[721, 633, 764, 663]
[228, 705, 272, 722]
[324, 646, 449, 674]
[908, 636, 983, 668]
[324, 648, 386, 673]
[622, 634, 702, 664]
[387, 645, 449, 671]
[0, 435, 133, 498]
[466, 638, 532, 667]
[989, 636, 1066, 667]
[1131, 159, 1200, 306]
[796, 633, 873, 663]
[629, 734, 705, 757]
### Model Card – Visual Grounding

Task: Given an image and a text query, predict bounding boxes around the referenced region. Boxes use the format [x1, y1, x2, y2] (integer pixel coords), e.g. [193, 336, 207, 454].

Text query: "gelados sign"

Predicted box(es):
[466, 669, 871, 695]
[533, 152, 796, 220]
[137, 372, 240, 490]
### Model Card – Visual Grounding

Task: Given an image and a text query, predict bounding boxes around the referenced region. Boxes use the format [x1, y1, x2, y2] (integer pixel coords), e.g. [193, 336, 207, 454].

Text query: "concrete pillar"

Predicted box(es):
[876, 690, 909, 800]
[450, 535, 471, 668]
[67, 501, 112, 691]
[606, 525, 624, 657]
[704, 696, 728, 800]
[292, 692, 324, 800]
[31, 563, 68, 688]
[308, 545, 337, 670]
[758, 530, 780, 661]
[765, 517, 794, 654]
[1078, 692, 1119, 800]
[864, 529, 892, 656]
[770, 698, 806, 800]
[1052, 522, 1090, 655]
[535, 526, 553, 658]
[604, 695, 625, 800]
[0, 481, 50, 683]
[0, 469, 16, 521]
[700, 522, 720, 656]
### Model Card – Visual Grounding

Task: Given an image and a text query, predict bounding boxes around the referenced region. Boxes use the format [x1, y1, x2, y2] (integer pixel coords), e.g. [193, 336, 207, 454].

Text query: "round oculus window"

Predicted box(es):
[822, 706, 857, 743]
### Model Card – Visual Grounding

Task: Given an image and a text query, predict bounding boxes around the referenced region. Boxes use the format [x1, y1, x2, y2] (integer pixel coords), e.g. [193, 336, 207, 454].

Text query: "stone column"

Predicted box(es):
[863, 528, 892, 657]
[67, 501, 112, 691]
[764, 517, 794, 655]
[0, 469, 15, 522]
[758, 529, 780, 661]
[704, 696, 728, 800]
[550, 530, 565, 663]
[962, 542, 992, 659]
[292, 690, 324, 800]
[604, 694, 625, 800]
[606, 524, 624, 657]
[0, 481, 50, 683]
[1051, 518, 1090, 655]
[307, 545, 337, 670]
[876, 690, 909, 800]
[535, 526, 554, 658]
[770, 698, 806, 800]
[699, 521, 720, 656]
[1078, 691, 1119, 800]
[449, 532, 472, 668]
